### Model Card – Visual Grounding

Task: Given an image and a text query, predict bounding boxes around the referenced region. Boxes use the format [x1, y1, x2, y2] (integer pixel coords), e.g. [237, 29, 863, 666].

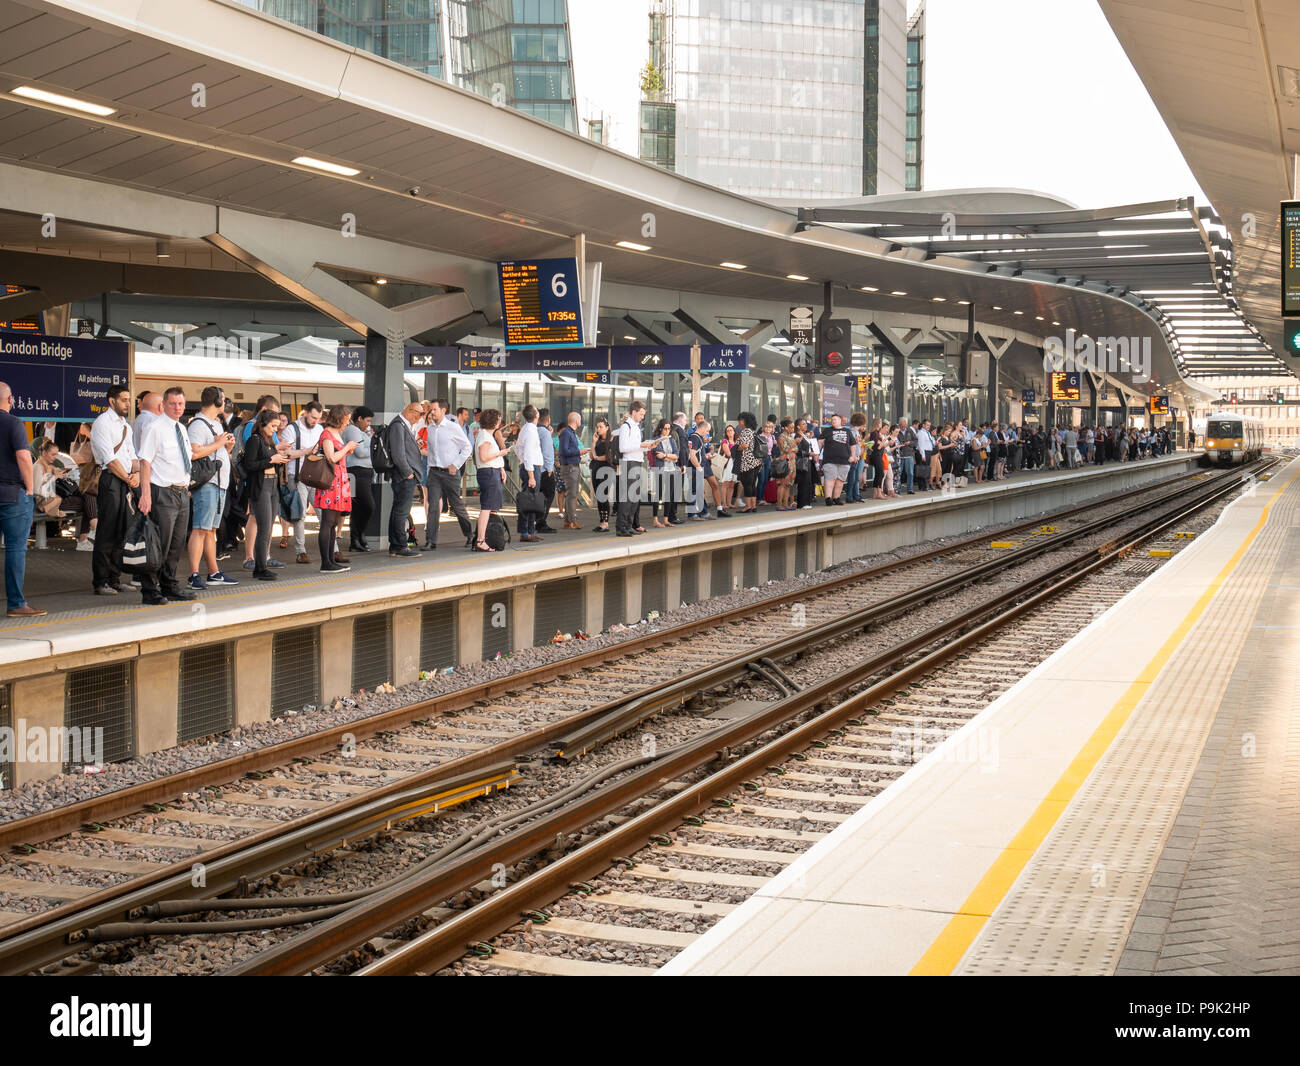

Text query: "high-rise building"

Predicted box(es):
[639, 0, 910, 201]
[237, 1, 578, 133]
[906, 3, 924, 191]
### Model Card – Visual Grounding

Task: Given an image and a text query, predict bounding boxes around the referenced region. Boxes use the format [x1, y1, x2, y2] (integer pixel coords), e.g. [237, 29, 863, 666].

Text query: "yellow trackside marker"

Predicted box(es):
[909, 464, 1293, 977]
[1148, 549, 1173, 558]
[1034, 525, 1059, 535]
[989, 541, 1022, 549]
[1173, 532, 1196, 540]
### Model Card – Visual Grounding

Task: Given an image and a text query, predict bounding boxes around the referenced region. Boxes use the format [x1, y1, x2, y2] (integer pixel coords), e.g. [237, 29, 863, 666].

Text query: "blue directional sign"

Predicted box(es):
[609, 344, 749, 373]
[1022, 388, 1036, 404]
[498, 257, 584, 349]
[404, 346, 460, 372]
[0, 330, 130, 421]
[337, 345, 365, 372]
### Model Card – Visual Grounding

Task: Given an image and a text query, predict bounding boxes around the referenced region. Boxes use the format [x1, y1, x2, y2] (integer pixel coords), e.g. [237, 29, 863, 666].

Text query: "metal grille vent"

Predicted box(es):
[743, 545, 759, 588]
[65, 663, 134, 769]
[0, 685, 11, 790]
[680, 555, 699, 604]
[178, 644, 233, 743]
[420, 602, 458, 672]
[768, 541, 786, 581]
[642, 561, 666, 618]
[534, 578, 585, 645]
[710, 548, 734, 597]
[602, 570, 625, 629]
[272, 626, 320, 719]
[482, 591, 513, 659]
[353, 613, 393, 692]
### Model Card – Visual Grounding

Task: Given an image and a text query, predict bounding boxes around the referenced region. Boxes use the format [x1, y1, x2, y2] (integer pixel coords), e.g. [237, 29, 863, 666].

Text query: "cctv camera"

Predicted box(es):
[407, 186, 421, 196]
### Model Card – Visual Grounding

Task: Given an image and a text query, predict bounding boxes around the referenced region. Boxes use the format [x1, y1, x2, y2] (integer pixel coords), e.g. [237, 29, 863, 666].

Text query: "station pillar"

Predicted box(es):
[987, 355, 1000, 423]
[1087, 374, 1100, 427]
[365, 329, 409, 544]
[893, 353, 907, 422]
[727, 374, 744, 420]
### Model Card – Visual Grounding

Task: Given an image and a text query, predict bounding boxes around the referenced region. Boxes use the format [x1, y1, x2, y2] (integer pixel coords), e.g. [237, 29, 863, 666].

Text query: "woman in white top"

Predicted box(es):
[473, 409, 510, 552]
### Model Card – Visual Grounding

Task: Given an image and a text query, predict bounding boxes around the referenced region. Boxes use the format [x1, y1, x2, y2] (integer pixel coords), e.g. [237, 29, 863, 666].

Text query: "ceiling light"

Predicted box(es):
[861, 286, 879, 292]
[1053, 321, 1061, 326]
[786, 273, 810, 281]
[155, 241, 170, 259]
[292, 155, 361, 177]
[931, 296, 946, 302]
[623, 335, 636, 341]
[1035, 315, 1045, 321]
[992, 305, 1003, 311]
[720, 262, 747, 270]
[891, 291, 908, 296]
[617, 240, 651, 251]
[957, 299, 971, 305]
[10, 85, 116, 116]
[1013, 310, 1024, 315]
[375, 277, 387, 285]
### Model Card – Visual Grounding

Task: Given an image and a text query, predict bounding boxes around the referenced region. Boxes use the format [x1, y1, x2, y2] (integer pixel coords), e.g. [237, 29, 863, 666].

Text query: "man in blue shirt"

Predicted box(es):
[557, 411, 588, 528]
[0, 382, 42, 617]
[537, 408, 557, 533]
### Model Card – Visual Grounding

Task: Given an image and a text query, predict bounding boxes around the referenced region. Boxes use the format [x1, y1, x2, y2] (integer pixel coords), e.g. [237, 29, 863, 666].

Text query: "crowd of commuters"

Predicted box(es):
[0, 373, 1180, 614]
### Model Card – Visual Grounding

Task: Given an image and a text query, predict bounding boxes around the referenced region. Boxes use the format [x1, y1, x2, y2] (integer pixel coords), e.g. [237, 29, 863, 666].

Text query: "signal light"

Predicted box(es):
[816, 317, 852, 375]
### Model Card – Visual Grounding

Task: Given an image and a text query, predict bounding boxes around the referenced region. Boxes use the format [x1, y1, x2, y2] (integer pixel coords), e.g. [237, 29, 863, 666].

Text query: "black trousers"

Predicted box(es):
[251, 483, 275, 573]
[592, 464, 614, 522]
[615, 463, 644, 533]
[539, 470, 556, 526]
[350, 468, 376, 548]
[795, 468, 813, 508]
[389, 474, 415, 551]
[142, 484, 190, 596]
[92, 474, 129, 589]
[424, 468, 473, 546]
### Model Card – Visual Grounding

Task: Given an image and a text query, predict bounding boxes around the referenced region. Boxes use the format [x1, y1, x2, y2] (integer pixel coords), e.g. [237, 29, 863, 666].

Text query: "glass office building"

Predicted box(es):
[639, 0, 909, 200]
[906, 2, 924, 191]
[238, 1, 578, 132]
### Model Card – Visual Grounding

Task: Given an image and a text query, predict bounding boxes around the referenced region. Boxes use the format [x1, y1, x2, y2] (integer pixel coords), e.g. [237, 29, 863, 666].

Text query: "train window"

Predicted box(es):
[1207, 419, 1239, 438]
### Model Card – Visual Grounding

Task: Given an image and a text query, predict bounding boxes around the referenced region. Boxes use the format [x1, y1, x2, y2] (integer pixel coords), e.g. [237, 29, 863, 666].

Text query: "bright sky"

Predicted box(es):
[566, 0, 1208, 211]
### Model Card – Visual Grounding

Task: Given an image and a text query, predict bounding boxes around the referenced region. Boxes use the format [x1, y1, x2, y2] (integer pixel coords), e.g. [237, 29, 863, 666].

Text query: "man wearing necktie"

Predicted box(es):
[423, 398, 474, 549]
[138, 387, 231, 606]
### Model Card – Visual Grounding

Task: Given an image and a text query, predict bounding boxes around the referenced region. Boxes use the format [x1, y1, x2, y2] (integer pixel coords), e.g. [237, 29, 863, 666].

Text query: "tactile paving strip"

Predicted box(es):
[956, 472, 1298, 974]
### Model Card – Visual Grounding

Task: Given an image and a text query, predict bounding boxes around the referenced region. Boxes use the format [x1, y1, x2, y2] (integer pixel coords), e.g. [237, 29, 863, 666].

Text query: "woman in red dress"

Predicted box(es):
[315, 405, 357, 573]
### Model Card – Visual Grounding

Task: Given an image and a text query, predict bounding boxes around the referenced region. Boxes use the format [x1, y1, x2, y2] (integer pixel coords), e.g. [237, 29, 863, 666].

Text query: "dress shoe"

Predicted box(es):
[389, 548, 422, 558]
[296, 553, 310, 564]
[334, 553, 350, 563]
[93, 585, 119, 596]
[6, 603, 45, 617]
[162, 589, 195, 603]
[142, 594, 169, 606]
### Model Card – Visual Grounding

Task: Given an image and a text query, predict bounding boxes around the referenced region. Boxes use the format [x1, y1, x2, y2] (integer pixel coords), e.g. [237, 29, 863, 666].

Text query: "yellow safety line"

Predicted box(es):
[909, 465, 1295, 976]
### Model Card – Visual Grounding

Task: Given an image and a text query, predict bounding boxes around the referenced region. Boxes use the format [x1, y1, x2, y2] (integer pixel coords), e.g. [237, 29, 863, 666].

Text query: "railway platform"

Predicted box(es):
[663, 457, 1300, 976]
[0, 453, 1194, 786]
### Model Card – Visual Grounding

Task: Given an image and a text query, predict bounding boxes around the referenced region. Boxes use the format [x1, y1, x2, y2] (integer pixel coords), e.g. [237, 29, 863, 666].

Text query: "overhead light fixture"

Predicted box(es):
[786, 273, 810, 281]
[292, 155, 361, 177]
[891, 291, 907, 296]
[1053, 320, 1061, 326]
[623, 335, 636, 341]
[375, 277, 388, 285]
[617, 240, 651, 251]
[10, 85, 116, 117]
[861, 286, 879, 292]
[1035, 315, 1045, 321]
[155, 241, 171, 259]
[957, 299, 971, 305]
[1013, 310, 1024, 315]
[720, 261, 747, 269]
[931, 296, 946, 302]
[993, 305, 1003, 311]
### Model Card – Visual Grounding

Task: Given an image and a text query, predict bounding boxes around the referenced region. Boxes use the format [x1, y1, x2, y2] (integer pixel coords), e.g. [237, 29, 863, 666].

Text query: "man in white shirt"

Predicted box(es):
[278, 401, 323, 564]
[138, 387, 227, 605]
[423, 398, 474, 549]
[513, 405, 545, 542]
[615, 400, 656, 536]
[89, 384, 138, 595]
[186, 385, 237, 590]
[133, 391, 162, 454]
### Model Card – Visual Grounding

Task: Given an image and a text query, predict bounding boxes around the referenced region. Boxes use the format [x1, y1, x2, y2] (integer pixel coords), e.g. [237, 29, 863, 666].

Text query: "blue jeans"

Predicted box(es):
[687, 466, 707, 516]
[845, 460, 863, 501]
[899, 455, 916, 493]
[756, 456, 770, 502]
[0, 492, 33, 610]
[389, 474, 415, 550]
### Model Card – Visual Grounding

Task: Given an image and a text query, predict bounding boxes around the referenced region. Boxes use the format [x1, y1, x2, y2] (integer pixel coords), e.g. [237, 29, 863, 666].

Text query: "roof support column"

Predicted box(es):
[893, 352, 907, 423]
[365, 329, 409, 547]
[987, 354, 1000, 423]
[1087, 372, 1100, 426]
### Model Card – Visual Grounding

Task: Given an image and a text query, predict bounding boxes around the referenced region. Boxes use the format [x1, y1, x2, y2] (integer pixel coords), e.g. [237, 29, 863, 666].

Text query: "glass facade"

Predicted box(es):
[863, 0, 879, 195]
[446, 0, 578, 131]
[640, 101, 677, 170]
[905, 4, 923, 191]
[240, 0, 578, 133]
[240, 1, 446, 79]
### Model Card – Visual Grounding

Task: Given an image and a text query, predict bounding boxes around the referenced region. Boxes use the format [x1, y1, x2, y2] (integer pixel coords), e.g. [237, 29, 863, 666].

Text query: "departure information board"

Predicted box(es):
[497, 257, 584, 349]
[1049, 371, 1081, 402]
[1283, 202, 1300, 316]
[1149, 395, 1169, 415]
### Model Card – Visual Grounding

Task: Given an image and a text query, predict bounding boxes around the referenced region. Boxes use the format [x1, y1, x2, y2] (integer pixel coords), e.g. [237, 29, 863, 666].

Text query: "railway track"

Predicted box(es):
[0, 459, 1267, 975]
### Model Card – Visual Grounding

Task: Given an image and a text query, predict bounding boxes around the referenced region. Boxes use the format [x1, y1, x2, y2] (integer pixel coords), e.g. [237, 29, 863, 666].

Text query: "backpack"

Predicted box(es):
[370, 423, 394, 475]
[484, 513, 510, 551]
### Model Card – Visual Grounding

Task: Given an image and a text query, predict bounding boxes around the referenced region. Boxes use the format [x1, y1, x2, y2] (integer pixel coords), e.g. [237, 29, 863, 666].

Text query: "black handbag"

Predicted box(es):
[188, 457, 218, 491]
[122, 507, 161, 572]
[515, 485, 546, 516]
[769, 458, 791, 479]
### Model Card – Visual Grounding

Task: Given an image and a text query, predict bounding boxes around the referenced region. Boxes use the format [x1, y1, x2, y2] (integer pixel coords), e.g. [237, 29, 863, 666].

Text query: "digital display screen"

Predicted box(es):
[1049, 371, 1081, 402]
[1283, 201, 1300, 316]
[1149, 395, 1169, 415]
[497, 257, 584, 349]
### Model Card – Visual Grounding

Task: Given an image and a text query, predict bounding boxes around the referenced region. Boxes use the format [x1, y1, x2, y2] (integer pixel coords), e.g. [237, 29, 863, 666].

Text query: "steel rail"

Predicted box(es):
[0, 463, 1208, 854]
[230, 463, 1260, 976]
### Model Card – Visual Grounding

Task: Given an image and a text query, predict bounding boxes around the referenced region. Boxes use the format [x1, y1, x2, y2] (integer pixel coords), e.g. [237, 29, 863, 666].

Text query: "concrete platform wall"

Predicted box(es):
[0, 457, 1196, 786]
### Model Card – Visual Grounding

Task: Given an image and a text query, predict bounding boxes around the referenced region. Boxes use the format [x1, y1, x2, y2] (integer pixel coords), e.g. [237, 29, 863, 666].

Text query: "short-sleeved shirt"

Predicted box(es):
[821, 426, 852, 465]
[188, 412, 230, 489]
[0, 409, 29, 503]
[616, 418, 644, 464]
[736, 426, 762, 472]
